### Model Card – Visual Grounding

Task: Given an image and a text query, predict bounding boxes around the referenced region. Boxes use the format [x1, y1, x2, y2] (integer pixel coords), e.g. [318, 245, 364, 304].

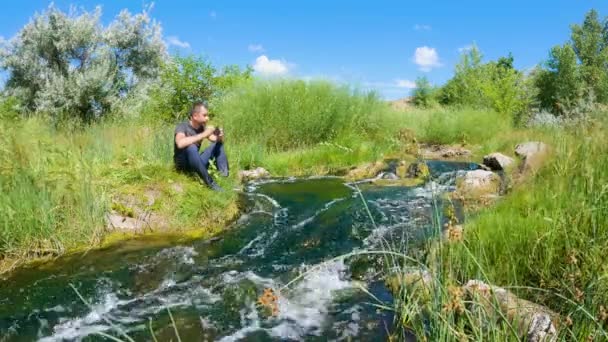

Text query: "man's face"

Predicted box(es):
[192, 107, 209, 125]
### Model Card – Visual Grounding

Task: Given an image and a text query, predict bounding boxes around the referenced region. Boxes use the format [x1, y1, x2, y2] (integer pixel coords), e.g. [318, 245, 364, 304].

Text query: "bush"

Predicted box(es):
[146, 55, 252, 122]
[438, 47, 530, 118]
[215, 80, 388, 151]
[0, 5, 165, 123]
[412, 77, 437, 108]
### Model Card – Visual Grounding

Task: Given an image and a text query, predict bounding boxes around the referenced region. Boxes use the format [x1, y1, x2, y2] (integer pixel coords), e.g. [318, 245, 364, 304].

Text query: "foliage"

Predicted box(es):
[0, 5, 166, 123]
[534, 44, 585, 116]
[147, 55, 252, 122]
[412, 76, 437, 108]
[438, 47, 529, 117]
[215, 80, 389, 151]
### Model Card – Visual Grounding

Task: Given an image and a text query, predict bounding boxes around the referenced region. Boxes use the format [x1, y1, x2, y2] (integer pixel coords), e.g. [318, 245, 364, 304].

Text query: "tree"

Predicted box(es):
[412, 77, 435, 108]
[0, 5, 166, 122]
[570, 9, 608, 102]
[148, 55, 252, 121]
[535, 44, 584, 115]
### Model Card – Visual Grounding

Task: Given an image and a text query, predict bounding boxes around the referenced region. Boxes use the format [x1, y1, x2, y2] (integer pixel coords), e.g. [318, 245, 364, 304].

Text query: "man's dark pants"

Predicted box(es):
[175, 142, 229, 186]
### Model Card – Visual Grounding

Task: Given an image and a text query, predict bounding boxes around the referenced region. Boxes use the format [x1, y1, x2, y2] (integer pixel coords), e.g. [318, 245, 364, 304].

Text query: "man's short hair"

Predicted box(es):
[190, 101, 208, 117]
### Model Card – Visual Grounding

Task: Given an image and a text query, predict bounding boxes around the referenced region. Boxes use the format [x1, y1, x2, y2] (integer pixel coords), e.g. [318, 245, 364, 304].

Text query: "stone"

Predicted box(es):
[483, 152, 515, 171]
[345, 161, 386, 181]
[376, 172, 399, 180]
[463, 280, 558, 342]
[239, 167, 271, 182]
[420, 144, 472, 159]
[106, 213, 141, 231]
[515, 142, 549, 159]
[515, 142, 550, 174]
[406, 162, 430, 179]
[456, 170, 500, 195]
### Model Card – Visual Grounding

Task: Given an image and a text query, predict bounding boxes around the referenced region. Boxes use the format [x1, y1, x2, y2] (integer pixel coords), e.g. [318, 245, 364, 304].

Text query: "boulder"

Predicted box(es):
[239, 167, 271, 182]
[515, 141, 550, 174]
[456, 170, 500, 195]
[515, 142, 549, 159]
[463, 280, 558, 342]
[483, 153, 515, 171]
[345, 161, 386, 181]
[406, 162, 430, 179]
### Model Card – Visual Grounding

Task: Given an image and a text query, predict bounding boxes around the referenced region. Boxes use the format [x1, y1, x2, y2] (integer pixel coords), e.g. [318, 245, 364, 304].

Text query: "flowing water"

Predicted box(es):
[0, 161, 478, 341]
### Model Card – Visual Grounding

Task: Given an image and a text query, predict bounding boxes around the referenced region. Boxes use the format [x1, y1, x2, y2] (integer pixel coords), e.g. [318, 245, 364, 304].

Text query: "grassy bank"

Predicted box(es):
[388, 111, 608, 340]
[0, 80, 412, 270]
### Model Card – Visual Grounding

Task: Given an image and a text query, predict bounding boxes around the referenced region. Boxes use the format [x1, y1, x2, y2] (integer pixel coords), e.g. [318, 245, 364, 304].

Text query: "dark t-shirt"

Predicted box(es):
[174, 121, 204, 164]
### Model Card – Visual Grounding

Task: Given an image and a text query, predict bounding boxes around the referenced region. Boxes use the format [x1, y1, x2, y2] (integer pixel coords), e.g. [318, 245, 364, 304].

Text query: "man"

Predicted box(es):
[174, 102, 229, 191]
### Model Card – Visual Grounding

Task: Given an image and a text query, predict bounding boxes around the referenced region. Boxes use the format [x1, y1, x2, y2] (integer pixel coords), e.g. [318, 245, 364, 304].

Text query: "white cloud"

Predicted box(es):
[248, 44, 265, 53]
[395, 79, 416, 89]
[210, 11, 217, 18]
[414, 24, 432, 31]
[166, 36, 190, 49]
[413, 46, 441, 72]
[253, 55, 290, 76]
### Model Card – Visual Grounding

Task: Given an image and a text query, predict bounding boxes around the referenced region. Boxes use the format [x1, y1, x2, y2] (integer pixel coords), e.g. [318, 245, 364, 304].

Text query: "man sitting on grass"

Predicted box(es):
[174, 101, 229, 191]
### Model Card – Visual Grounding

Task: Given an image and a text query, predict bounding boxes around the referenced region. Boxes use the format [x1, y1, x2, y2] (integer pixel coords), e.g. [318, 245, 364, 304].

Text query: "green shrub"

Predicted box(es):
[215, 80, 389, 151]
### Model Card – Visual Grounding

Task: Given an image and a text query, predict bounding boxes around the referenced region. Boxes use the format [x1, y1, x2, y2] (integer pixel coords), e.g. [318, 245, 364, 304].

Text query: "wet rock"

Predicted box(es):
[406, 162, 430, 179]
[483, 152, 515, 171]
[463, 280, 558, 342]
[239, 167, 271, 182]
[372, 178, 425, 187]
[345, 161, 386, 181]
[376, 172, 399, 180]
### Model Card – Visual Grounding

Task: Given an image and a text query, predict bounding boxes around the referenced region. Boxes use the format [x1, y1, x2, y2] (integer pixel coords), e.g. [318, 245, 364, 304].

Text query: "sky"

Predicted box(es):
[1, 0, 608, 99]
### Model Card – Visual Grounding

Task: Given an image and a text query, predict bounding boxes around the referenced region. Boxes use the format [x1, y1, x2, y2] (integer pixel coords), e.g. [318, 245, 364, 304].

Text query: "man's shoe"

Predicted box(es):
[219, 169, 229, 177]
[209, 183, 224, 192]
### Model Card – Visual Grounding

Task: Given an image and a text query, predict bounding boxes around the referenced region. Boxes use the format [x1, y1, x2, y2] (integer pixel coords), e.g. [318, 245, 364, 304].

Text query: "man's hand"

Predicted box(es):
[175, 126, 216, 149]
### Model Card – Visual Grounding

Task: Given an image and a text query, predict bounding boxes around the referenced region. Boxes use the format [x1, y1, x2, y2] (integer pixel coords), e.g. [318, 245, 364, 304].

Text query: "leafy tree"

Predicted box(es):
[570, 9, 608, 102]
[0, 5, 166, 122]
[412, 76, 435, 108]
[148, 55, 252, 122]
[438, 46, 528, 116]
[535, 44, 584, 116]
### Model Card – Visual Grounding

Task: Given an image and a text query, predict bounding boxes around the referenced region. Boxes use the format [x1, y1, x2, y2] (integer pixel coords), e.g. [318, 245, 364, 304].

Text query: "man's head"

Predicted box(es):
[190, 101, 209, 126]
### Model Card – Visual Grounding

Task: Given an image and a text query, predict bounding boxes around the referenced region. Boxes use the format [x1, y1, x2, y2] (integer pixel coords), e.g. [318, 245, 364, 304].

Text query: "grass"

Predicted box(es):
[384, 110, 608, 340]
[0, 80, 413, 270]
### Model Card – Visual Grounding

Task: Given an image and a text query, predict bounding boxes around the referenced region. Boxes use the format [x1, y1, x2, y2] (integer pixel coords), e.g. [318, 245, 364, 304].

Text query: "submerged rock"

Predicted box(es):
[483, 152, 515, 171]
[463, 280, 558, 342]
[239, 167, 271, 182]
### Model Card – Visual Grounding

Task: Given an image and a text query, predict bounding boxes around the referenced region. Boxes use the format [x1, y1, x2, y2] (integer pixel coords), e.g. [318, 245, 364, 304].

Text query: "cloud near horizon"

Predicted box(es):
[166, 36, 190, 49]
[413, 46, 441, 72]
[253, 55, 290, 76]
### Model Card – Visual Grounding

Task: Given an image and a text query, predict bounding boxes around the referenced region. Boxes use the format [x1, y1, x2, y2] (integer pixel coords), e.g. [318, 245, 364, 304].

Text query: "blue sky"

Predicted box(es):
[2, 0, 608, 99]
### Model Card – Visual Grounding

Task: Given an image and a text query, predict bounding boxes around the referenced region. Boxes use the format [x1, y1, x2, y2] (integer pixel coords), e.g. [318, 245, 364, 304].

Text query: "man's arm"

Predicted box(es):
[175, 126, 215, 149]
